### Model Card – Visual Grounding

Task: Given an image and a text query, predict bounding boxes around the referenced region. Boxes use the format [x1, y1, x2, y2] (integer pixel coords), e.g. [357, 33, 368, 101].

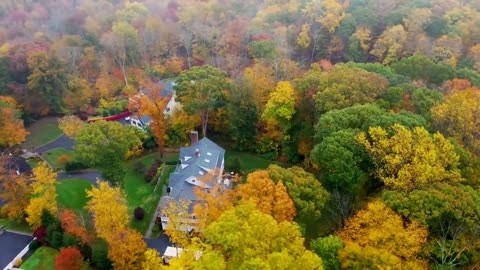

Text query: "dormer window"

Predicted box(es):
[207, 152, 212, 156]
[205, 159, 210, 163]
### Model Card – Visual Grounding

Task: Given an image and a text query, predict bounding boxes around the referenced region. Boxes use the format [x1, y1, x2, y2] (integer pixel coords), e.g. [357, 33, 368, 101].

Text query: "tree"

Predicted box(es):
[58, 115, 86, 138]
[311, 235, 343, 270]
[262, 81, 296, 132]
[234, 170, 296, 222]
[0, 96, 28, 147]
[107, 228, 147, 270]
[313, 67, 388, 113]
[431, 88, 480, 155]
[174, 65, 229, 137]
[85, 180, 129, 242]
[171, 203, 323, 269]
[55, 247, 84, 270]
[370, 25, 407, 64]
[128, 83, 168, 152]
[242, 63, 276, 113]
[59, 209, 90, 244]
[358, 124, 462, 191]
[161, 200, 192, 248]
[226, 86, 258, 151]
[392, 55, 455, 86]
[338, 201, 428, 269]
[27, 51, 68, 114]
[142, 249, 164, 270]
[267, 165, 330, 224]
[74, 121, 144, 185]
[26, 162, 58, 228]
[0, 155, 31, 220]
[165, 108, 201, 145]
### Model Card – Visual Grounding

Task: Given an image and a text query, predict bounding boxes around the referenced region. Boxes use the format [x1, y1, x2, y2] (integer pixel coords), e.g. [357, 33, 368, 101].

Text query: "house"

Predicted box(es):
[128, 79, 180, 130]
[158, 131, 226, 231]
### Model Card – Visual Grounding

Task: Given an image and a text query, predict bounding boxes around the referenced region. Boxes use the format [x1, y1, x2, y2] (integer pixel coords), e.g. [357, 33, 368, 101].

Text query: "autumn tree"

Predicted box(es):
[358, 124, 462, 191]
[26, 162, 58, 228]
[242, 62, 276, 113]
[170, 203, 323, 269]
[128, 82, 168, 152]
[74, 121, 144, 185]
[234, 170, 296, 222]
[59, 209, 90, 244]
[85, 180, 129, 242]
[174, 65, 229, 137]
[313, 66, 388, 113]
[107, 228, 147, 270]
[0, 155, 31, 220]
[161, 200, 192, 248]
[338, 201, 428, 269]
[311, 235, 343, 270]
[165, 108, 201, 145]
[27, 51, 68, 114]
[370, 25, 407, 64]
[58, 115, 86, 138]
[55, 247, 85, 270]
[431, 88, 480, 155]
[262, 81, 296, 132]
[142, 249, 165, 270]
[0, 96, 28, 147]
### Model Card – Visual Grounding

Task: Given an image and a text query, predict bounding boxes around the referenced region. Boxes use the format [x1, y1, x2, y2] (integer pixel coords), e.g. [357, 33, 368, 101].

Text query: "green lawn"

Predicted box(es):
[23, 117, 63, 150]
[0, 218, 31, 233]
[56, 179, 93, 211]
[41, 148, 76, 170]
[224, 150, 281, 173]
[21, 246, 58, 270]
[124, 152, 177, 234]
[26, 158, 40, 169]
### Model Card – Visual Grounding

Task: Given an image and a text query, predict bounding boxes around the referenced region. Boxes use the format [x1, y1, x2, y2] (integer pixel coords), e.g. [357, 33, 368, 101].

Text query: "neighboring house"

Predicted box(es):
[128, 79, 179, 130]
[158, 131, 227, 232]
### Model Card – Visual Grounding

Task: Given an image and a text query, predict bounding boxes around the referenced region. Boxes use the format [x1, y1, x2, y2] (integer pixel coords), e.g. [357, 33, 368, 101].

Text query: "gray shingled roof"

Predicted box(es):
[167, 137, 225, 210]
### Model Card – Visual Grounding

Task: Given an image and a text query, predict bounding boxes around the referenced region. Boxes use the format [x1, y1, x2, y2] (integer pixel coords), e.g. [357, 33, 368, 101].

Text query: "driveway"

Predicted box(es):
[144, 234, 172, 256]
[0, 231, 33, 270]
[34, 134, 74, 154]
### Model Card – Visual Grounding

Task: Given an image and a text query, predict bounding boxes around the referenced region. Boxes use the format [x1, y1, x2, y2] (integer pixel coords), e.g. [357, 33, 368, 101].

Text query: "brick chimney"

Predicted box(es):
[190, 131, 199, 145]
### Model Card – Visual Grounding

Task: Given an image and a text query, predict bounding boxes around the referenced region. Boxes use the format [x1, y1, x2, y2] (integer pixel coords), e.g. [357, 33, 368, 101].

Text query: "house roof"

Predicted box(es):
[167, 137, 225, 208]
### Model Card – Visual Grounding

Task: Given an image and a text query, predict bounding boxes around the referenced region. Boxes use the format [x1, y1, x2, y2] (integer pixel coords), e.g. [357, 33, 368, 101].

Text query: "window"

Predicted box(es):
[205, 159, 210, 163]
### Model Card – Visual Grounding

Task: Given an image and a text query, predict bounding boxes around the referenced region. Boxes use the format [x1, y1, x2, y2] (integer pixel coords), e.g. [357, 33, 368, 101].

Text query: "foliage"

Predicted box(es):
[311, 235, 343, 270]
[234, 170, 296, 222]
[338, 201, 429, 269]
[57, 115, 86, 138]
[0, 156, 31, 220]
[144, 159, 162, 183]
[174, 65, 229, 137]
[142, 249, 164, 270]
[262, 81, 296, 131]
[26, 162, 58, 228]
[59, 209, 90, 244]
[91, 239, 112, 270]
[133, 207, 145, 220]
[74, 121, 144, 185]
[358, 124, 462, 191]
[107, 228, 147, 270]
[55, 247, 84, 270]
[0, 96, 29, 146]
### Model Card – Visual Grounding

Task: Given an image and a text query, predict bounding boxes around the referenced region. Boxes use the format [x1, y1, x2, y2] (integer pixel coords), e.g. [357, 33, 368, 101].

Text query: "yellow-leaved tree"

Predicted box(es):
[142, 249, 165, 270]
[234, 170, 296, 222]
[358, 124, 461, 191]
[338, 201, 429, 269]
[85, 180, 129, 242]
[26, 162, 58, 228]
[107, 228, 147, 270]
[0, 156, 31, 220]
[58, 115, 86, 138]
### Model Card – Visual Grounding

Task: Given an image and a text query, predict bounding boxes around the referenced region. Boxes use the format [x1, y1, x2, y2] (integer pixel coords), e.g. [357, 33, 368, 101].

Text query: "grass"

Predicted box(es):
[41, 148, 76, 170]
[124, 152, 177, 234]
[56, 179, 93, 211]
[22, 117, 63, 150]
[26, 158, 41, 169]
[0, 218, 31, 233]
[21, 246, 58, 270]
[224, 150, 281, 173]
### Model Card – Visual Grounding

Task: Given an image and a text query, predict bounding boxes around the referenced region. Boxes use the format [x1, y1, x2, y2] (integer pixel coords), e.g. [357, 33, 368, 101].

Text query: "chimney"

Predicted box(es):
[195, 149, 200, 158]
[190, 131, 199, 145]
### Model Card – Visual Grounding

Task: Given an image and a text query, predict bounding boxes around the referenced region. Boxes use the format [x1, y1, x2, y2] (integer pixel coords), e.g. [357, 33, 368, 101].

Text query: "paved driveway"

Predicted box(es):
[145, 234, 172, 256]
[34, 134, 74, 154]
[58, 171, 104, 185]
[0, 231, 33, 269]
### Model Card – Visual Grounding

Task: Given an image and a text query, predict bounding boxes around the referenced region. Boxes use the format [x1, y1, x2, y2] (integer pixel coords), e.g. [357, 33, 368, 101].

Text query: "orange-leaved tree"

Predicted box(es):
[55, 247, 85, 270]
[59, 209, 91, 244]
[0, 156, 31, 220]
[0, 96, 29, 147]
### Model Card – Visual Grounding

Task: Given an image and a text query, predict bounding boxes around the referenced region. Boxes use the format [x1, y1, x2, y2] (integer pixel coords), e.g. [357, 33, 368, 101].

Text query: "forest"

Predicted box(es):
[1, 0, 480, 269]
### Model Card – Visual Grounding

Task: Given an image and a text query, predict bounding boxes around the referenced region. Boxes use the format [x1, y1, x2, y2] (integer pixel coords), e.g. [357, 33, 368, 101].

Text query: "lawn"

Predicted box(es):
[124, 152, 177, 234]
[26, 158, 40, 169]
[41, 148, 76, 170]
[22, 117, 63, 150]
[0, 218, 31, 233]
[21, 246, 58, 270]
[56, 179, 93, 211]
[224, 150, 281, 173]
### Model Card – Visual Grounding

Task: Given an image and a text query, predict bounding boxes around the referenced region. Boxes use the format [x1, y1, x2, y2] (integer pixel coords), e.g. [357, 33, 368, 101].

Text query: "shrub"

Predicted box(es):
[65, 161, 88, 172]
[14, 258, 22, 267]
[133, 161, 145, 174]
[92, 239, 112, 270]
[134, 207, 145, 220]
[55, 247, 85, 270]
[33, 226, 47, 245]
[29, 239, 40, 250]
[77, 112, 88, 121]
[62, 234, 80, 248]
[144, 159, 162, 182]
[164, 160, 178, 165]
[56, 154, 73, 167]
